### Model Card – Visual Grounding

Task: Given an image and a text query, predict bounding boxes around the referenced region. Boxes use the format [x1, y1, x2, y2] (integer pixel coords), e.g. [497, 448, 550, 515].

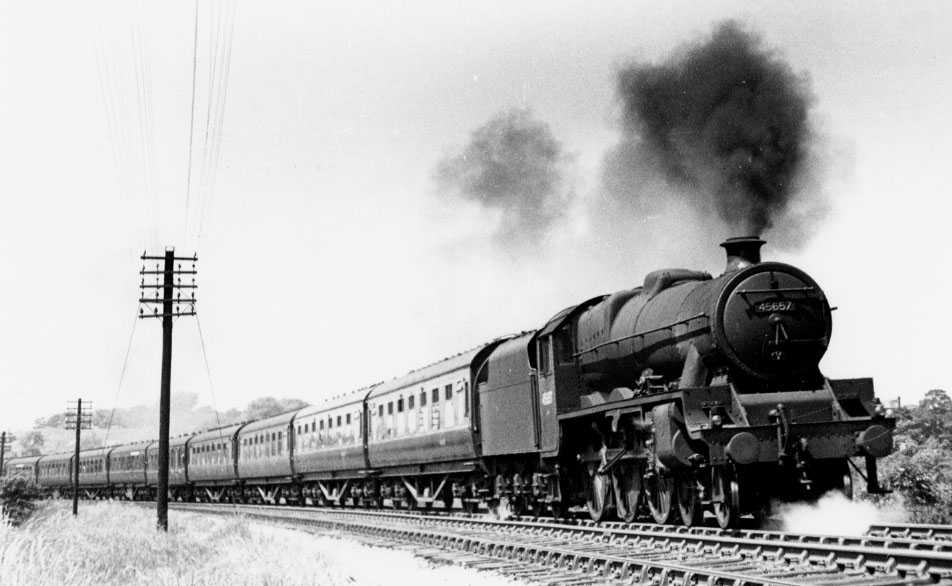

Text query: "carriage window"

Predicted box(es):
[408, 396, 414, 410]
[420, 391, 427, 406]
[397, 398, 404, 413]
[346, 413, 351, 425]
[378, 405, 384, 417]
[432, 388, 439, 403]
[464, 381, 470, 417]
[445, 384, 452, 400]
[388, 402, 393, 415]
[337, 415, 342, 426]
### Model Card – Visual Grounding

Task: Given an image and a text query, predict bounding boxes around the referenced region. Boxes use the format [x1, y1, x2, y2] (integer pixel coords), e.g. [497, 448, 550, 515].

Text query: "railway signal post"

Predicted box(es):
[65, 399, 92, 516]
[0, 431, 15, 479]
[139, 249, 197, 531]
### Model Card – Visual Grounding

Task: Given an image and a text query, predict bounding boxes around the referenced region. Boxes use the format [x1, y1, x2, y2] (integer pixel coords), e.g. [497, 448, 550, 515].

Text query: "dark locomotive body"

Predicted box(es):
[4, 237, 894, 527]
[489, 236, 893, 525]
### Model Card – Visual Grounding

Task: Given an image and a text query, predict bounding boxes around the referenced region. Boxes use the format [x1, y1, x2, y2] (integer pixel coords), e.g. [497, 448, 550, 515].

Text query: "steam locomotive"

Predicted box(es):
[2, 237, 894, 527]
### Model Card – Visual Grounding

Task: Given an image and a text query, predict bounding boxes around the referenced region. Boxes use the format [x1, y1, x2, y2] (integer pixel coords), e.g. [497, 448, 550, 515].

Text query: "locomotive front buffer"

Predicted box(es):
[669, 377, 896, 500]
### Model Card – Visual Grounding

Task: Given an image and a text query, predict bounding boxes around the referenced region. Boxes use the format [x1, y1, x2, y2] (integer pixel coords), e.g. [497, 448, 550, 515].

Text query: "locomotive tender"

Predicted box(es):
[2, 237, 894, 527]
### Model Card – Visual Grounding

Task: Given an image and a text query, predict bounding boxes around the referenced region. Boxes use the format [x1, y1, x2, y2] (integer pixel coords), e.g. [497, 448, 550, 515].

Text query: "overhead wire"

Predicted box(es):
[194, 0, 220, 248]
[183, 0, 202, 244]
[95, 9, 160, 252]
[140, 18, 159, 248]
[94, 39, 127, 210]
[131, 23, 158, 247]
[196, 313, 239, 510]
[195, 314, 224, 432]
[101, 311, 140, 449]
[196, 0, 236, 244]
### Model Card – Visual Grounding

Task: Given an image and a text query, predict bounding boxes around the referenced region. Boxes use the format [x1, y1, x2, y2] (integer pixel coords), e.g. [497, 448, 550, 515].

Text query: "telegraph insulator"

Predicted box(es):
[153, 308, 158, 315]
[139, 307, 144, 316]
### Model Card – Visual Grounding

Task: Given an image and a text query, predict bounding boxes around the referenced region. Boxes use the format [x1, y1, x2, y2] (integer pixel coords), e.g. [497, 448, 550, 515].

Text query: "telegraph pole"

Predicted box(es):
[0, 432, 15, 479]
[65, 399, 92, 516]
[139, 249, 197, 531]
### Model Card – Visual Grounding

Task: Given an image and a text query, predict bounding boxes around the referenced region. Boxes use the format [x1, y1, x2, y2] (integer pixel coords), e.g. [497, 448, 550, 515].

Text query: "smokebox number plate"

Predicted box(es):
[754, 300, 796, 313]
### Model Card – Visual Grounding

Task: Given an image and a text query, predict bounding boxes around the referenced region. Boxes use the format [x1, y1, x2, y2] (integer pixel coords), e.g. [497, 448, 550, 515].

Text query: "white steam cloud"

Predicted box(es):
[775, 491, 908, 536]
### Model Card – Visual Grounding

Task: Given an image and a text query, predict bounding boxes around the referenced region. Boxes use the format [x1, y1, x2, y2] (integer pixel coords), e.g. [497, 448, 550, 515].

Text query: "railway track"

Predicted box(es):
[159, 502, 952, 585]
[867, 523, 952, 543]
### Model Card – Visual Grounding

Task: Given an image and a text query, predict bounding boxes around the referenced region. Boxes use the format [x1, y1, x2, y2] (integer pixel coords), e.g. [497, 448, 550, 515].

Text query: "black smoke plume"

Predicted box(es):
[436, 108, 568, 243]
[607, 21, 818, 238]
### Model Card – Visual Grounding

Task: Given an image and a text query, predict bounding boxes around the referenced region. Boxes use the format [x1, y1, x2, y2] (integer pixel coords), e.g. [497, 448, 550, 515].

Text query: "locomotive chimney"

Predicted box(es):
[720, 236, 765, 272]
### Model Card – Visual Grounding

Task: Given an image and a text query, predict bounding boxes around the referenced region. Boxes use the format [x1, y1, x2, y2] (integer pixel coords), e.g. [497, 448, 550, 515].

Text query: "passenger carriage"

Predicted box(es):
[236, 410, 301, 504]
[364, 342, 508, 510]
[146, 435, 191, 500]
[293, 389, 372, 506]
[37, 453, 72, 493]
[108, 441, 151, 500]
[2, 456, 41, 483]
[76, 447, 111, 498]
[187, 423, 243, 502]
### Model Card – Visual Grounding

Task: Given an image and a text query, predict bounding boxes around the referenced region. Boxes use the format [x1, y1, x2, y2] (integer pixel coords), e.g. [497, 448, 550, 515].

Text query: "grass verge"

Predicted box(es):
[0, 501, 517, 586]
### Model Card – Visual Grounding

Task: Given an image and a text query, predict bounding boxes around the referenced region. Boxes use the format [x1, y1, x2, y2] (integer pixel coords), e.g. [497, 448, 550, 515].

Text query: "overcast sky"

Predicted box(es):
[1, 1, 950, 433]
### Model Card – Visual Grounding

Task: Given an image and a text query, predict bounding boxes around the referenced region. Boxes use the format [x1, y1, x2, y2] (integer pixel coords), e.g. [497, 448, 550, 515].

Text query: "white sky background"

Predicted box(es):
[1, 1, 950, 432]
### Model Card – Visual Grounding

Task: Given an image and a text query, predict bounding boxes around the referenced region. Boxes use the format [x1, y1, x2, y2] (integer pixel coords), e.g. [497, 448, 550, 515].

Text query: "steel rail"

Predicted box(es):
[161, 502, 952, 585]
[868, 523, 952, 542]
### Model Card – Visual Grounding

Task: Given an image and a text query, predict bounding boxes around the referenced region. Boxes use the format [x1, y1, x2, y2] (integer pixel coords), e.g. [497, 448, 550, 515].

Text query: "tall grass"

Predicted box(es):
[0, 501, 518, 586]
[0, 502, 351, 585]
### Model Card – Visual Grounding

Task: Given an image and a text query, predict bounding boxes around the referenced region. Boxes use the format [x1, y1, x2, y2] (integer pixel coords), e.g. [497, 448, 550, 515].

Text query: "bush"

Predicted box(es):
[0, 477, 42, 526]
[862, 389, 952, 523]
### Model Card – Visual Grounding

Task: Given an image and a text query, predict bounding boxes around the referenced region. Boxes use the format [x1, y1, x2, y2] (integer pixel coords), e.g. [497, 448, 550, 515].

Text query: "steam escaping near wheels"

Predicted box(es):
[774, 491, 907, 536]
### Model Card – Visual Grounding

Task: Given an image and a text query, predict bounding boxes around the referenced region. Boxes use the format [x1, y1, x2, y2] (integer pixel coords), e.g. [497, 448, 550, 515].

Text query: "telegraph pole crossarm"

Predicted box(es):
[138, 248, 197, 531]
